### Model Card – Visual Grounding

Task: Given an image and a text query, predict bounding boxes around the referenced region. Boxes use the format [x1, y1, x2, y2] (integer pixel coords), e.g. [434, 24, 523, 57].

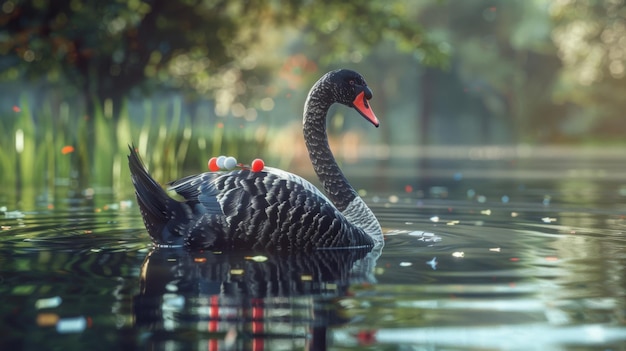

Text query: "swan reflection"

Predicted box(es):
[134, 246, 380, 350]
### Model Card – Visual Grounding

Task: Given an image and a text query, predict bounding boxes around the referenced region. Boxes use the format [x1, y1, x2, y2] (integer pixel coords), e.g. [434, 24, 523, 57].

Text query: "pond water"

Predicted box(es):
[1, 151, 626, 350]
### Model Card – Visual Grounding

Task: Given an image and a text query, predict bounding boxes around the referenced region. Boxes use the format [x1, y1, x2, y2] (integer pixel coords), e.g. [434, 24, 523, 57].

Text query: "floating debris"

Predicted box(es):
[430, 216, 440, 223]
[407, 231, 442, 242]
[35, 296, 62, 309]
[452, 251, 465, 258]
[245, 255, 268, 262]
[119, 200, 133, 209]
[542, 217, 557, 223]
[467, 189, 476, 198]
[56, 316, 87, 334]
[399, 262, 413, 267]
[426, 257, 438, 270]
[429, 186, 448, 198]
[36, 313, 59, 327]
[480, 209, 492, 215]
[501, 195, 510, 203]
[1, 205, 24, 218]
[489, 247, 501, 252]
[3, 210, 24, 219]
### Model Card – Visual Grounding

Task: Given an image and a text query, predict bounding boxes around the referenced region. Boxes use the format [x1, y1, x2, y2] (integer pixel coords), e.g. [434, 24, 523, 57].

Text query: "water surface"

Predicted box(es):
[1, 154, 626, 350]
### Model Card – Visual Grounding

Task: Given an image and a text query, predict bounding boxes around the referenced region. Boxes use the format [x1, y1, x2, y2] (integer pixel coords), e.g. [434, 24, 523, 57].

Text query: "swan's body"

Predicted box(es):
[129, 69, 383, 251]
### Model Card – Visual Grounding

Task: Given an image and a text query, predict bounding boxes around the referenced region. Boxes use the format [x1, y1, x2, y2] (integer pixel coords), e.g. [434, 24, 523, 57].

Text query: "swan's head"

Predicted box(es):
[326, 69, 380, 128]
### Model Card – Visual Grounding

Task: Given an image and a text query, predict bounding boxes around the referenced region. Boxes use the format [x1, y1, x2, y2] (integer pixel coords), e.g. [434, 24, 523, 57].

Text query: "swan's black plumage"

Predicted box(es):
[129, 69, 383, 251]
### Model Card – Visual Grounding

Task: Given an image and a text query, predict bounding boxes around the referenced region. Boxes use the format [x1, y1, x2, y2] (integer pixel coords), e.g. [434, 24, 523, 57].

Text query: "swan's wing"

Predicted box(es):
[167, 172, 223, 214]
[207, 168, 335, 216]
[168, 168, 333, 215]
[211, 170, 350, 249]
[168, 172, 220, 198]
[262, 167, 333, 204]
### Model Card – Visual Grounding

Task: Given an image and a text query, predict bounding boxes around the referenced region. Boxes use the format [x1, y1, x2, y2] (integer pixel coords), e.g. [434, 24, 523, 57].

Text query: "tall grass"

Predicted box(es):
[0, 94, 275, 209]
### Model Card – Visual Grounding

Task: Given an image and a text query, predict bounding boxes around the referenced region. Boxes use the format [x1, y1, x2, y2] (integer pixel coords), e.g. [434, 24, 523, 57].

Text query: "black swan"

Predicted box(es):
[128, 69, 383, 251]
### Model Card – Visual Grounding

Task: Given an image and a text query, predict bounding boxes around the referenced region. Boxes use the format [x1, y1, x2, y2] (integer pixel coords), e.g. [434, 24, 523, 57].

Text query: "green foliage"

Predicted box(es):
[292, 1, 449, 67]
[550, 0, 626, 139]
[0, 94, 273, 205]
[0, 0, 446, 116]
[417, 0, 565, 142]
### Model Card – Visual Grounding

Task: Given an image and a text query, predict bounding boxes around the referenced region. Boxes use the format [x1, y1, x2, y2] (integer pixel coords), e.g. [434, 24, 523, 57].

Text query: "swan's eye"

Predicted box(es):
[349, 80, 355, 85]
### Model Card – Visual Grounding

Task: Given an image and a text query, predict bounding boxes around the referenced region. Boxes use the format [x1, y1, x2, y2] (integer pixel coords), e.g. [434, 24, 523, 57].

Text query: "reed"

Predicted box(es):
[0, 94, 278, 207]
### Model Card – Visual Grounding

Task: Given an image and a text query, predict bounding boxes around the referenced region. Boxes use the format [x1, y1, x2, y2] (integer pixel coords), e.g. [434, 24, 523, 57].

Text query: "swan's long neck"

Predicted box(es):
[302, 83, 383, 243]
[303, 92, 356, 211]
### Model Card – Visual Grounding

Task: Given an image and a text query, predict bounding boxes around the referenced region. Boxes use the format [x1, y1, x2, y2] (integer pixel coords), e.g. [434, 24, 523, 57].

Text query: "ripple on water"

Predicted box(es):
[355, 193, 626, 348]
[0, 185, 625, 349]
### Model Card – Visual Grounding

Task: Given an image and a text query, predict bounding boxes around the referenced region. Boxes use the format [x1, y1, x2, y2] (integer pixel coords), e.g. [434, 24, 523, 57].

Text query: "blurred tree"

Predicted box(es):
[417, 0, 563, 143]
[1, 0, 238, 117]
[0, 0, 446, 119]
[550, 0, 626, 141]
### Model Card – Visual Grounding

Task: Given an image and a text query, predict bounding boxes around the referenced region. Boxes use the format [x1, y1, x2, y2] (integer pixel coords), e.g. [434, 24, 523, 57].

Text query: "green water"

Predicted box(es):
[1, 155, 626, 350]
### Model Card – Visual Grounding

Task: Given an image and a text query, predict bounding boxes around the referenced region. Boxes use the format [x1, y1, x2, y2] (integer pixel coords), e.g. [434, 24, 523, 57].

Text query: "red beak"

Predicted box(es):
[352, 91, 380, 127]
